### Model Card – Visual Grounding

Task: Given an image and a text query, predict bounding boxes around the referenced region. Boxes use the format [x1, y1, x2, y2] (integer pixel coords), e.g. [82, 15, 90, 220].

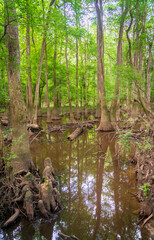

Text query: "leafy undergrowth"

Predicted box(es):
[117, 115, 154, 236]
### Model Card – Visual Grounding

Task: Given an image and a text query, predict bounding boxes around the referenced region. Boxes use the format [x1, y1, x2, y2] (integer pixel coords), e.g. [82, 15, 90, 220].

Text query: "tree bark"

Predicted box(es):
[33, 0, 55, 124]
[53, 24, 58, 118]
[26, 0, 33, 121]
[110, 2, 128, 126]
[95, 0, 113, 131]
[5, 0, 34, 172]
[84, 40, 88, 119]
[64, 0, 74, 122]
[45, 40, 51, 122]
[76, 37, 80, 119]
[146, 42, 152, 103]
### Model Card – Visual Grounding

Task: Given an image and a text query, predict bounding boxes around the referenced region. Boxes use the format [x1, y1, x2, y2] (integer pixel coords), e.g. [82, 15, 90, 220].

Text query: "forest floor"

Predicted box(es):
[0, 109, 153, 237]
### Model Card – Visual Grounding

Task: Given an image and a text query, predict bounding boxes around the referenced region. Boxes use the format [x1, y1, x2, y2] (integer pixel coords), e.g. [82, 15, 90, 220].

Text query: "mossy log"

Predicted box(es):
[67, 127, 83, 141]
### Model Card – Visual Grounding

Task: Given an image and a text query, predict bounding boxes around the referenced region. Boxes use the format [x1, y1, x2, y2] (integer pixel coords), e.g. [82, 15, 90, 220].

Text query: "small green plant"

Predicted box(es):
[2, 154, 18, 168]
[117, 130, 133, 153]
[139, 183, 151, 198]
[136, 137, 152, 153]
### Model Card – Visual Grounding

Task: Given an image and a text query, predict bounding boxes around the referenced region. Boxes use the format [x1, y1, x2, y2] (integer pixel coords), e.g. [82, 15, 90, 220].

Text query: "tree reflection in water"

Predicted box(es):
[0, 128, 152, 240]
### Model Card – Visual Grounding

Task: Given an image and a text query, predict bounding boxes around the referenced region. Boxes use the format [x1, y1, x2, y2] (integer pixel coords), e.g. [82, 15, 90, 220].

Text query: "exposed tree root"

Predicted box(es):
[0, 157, 61, 228]
[3, 208, 20, 228]
[141, 214, 153, 228]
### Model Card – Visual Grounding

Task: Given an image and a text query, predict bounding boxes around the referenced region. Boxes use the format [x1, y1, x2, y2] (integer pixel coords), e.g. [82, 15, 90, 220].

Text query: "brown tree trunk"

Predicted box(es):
[26, 0, 33, 122]
[33, 38, 45, 124]
[110, 2, 128, 126]
[33, 0, 55, 124]
[95, 0, 113, 131]
[45, 40, 51, 122]
[75, 2, 80, 120]
[95, 14, 101, 119]
[5, 0, 34, 173]
[64, 1, 74, 122]
[84, 40, 88, 119]
[146, 42, 152, 103]
[76, 37, 80, 119]
[52, 28, 58, 119]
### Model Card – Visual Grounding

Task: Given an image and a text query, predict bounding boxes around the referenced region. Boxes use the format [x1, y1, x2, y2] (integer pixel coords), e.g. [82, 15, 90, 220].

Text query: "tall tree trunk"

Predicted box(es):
[84, 41, 88, 119]
[64, 1, 74, 122]
[110, 3, 128, 126]
[53, 29, 58, 118]
[33, 0, 55, 124]
[75, 1, 80, 120]
[76, 37, 80, 119]
[33, 38, 45, 124]
[95, 19, 101, 119]
[26, 0, 33, 122]
[146, 42, 152, 104]
[95, 0, 113, 131]
[45, 40, 51, 122]
[5, 0, 34, 173]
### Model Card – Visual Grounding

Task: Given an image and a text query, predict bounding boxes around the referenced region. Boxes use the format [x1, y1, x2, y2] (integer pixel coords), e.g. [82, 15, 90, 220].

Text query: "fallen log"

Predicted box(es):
[67, 127, 83, 141]
[48, 125, 65, 133]
[3, 208, 20, 228]
[27, 124, 42, 132]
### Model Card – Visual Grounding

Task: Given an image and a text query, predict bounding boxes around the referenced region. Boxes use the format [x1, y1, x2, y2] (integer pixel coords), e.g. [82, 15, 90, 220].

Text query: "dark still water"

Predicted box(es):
[0, 119, 152, 240]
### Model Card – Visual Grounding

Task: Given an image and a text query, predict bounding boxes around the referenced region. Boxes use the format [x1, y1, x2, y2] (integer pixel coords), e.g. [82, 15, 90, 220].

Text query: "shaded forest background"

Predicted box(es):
[0, 0, 153, 124]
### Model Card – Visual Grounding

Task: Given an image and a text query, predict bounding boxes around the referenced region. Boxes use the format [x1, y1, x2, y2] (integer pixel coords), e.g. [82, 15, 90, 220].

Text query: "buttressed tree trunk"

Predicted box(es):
[5, 0, 34, 173]
[95, 0, 113, 131]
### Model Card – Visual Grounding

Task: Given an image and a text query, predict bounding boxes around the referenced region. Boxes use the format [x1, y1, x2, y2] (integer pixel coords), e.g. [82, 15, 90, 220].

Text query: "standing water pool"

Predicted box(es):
[0, 119, 152, 240]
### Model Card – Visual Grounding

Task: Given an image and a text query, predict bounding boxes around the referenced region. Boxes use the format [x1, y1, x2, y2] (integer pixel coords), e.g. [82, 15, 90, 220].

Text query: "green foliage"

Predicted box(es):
[117, 130, 133, 153]
[2, 153, 18, 170]
[136, 137, 153, 153]
[0, 0, 153, 110]
[139, 183, 151, 198]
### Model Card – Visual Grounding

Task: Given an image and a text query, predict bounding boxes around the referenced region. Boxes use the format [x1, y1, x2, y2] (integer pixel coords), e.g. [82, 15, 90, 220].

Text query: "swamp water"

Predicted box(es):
[0, 118, 152, 240]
